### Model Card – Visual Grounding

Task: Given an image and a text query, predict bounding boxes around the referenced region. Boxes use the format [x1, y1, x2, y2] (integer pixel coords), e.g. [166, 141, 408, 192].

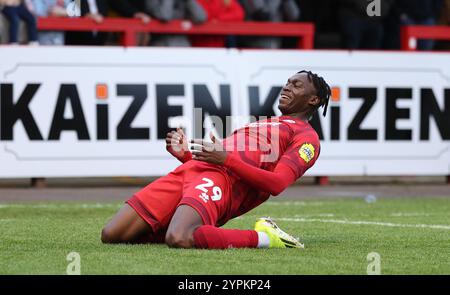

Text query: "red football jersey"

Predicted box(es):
[221, 115, 321, 221]
[130, 115, 321, 230]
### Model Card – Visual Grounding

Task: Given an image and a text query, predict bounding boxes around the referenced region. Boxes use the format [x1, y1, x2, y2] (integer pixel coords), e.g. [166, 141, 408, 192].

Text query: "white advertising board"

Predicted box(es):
[0, 47, 449, 177]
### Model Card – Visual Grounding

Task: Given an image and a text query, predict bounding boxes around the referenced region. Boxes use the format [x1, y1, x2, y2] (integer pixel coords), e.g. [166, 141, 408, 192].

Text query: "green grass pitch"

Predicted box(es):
[0, 197, 449, 274]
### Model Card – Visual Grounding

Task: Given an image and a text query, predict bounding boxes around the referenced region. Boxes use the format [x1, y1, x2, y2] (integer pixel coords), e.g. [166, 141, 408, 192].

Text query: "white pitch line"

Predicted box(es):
[277, 217, 450, 230]
[390, 212, 431, 217]
[265, 201, 325, 206]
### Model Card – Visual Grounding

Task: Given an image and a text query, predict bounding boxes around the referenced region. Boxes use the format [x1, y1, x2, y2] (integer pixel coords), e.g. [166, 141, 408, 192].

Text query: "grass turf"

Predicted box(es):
[0, 197, 449, 274]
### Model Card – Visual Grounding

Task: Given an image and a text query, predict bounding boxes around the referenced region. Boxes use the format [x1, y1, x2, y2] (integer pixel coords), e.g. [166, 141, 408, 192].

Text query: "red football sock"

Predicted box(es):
[193, 225, 258, 249]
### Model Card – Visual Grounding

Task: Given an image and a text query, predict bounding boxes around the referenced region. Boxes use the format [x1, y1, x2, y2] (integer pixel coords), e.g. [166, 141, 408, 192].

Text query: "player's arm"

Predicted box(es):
[165, 128, 192, 163]
[190, 134, 298, 196]
[223, 154, 297, 196]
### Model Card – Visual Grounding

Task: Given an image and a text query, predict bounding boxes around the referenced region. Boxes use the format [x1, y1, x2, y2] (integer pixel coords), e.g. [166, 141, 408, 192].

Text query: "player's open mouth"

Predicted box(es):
[279, 94, 291, 103]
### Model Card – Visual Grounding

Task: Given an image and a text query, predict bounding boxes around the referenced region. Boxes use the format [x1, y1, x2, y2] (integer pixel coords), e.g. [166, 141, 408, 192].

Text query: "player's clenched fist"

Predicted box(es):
[166, 128, 190, 162]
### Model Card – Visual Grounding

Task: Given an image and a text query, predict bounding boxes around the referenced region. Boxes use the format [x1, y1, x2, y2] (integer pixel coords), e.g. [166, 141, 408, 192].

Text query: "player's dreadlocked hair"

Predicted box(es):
[297, 70, 331, 117]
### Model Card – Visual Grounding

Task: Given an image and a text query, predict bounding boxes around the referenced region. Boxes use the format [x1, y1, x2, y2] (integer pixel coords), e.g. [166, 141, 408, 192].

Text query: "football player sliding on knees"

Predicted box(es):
[101, 70, 331, 249]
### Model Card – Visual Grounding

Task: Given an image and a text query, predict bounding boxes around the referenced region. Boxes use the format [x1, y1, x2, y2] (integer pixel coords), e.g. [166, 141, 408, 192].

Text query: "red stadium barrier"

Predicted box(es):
[401, 25, 450, 51]
[37, 17, 315, 49]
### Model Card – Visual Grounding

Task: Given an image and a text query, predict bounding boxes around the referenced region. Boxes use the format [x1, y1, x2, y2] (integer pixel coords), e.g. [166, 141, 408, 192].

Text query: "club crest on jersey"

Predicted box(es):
[299, 143, 315, 163]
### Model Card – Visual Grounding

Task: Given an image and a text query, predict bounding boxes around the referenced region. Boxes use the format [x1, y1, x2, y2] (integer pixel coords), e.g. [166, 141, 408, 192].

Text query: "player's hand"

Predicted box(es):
[190, 133, 228, 165]
[166, 128, 189, 161]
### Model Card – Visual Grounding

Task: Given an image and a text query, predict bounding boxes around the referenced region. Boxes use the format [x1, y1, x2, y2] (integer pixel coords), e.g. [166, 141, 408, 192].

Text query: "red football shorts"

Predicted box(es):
[126, 161, 232, 233]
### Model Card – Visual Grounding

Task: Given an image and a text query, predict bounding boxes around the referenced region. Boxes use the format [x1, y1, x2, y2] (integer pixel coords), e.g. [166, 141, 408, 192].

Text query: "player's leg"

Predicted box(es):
[165, 169, 259, 249]
[166, 211, 304, 249]
[164, 205, 203, 248]
[165, 204, 260, 249]
[165, 168, 304, 249]
[101, 168, 185, 244]
[193, 218, 305, 249]
[101, 203, 154, 244]
[192, 226, 259, 249]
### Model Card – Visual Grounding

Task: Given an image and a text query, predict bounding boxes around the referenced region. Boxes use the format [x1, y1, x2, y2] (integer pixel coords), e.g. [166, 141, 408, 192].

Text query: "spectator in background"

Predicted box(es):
[30, 0, 68, 45]
[1, 0, 38, 44]
[439, 0, 450, 24]
[191, 0, 244, 47]
[145, 0, 207, 47]
[394, 0, 443, 50]
[293, 0, 342, 49]
[108, 0, 151, 22]
[337, 0, 393, 49]
[238, 0, 300, 49]
[435, 0, 450, 50]
[108, 0, 151, 45]
[65, 0, 109, 45]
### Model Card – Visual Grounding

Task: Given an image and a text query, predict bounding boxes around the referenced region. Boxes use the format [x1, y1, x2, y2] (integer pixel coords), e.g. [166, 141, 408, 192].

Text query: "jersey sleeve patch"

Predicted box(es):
[298, 143, 315, 163]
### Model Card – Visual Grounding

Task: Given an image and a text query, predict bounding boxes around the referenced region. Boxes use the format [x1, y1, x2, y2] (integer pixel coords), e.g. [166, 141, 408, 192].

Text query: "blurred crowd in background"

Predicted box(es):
[0, 0, 449, 50]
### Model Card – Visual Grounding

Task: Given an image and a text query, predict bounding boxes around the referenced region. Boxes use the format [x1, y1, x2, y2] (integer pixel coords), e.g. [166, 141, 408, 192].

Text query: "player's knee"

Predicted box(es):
[165, 230, 194, 249]
[101, 227, 119, 244]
